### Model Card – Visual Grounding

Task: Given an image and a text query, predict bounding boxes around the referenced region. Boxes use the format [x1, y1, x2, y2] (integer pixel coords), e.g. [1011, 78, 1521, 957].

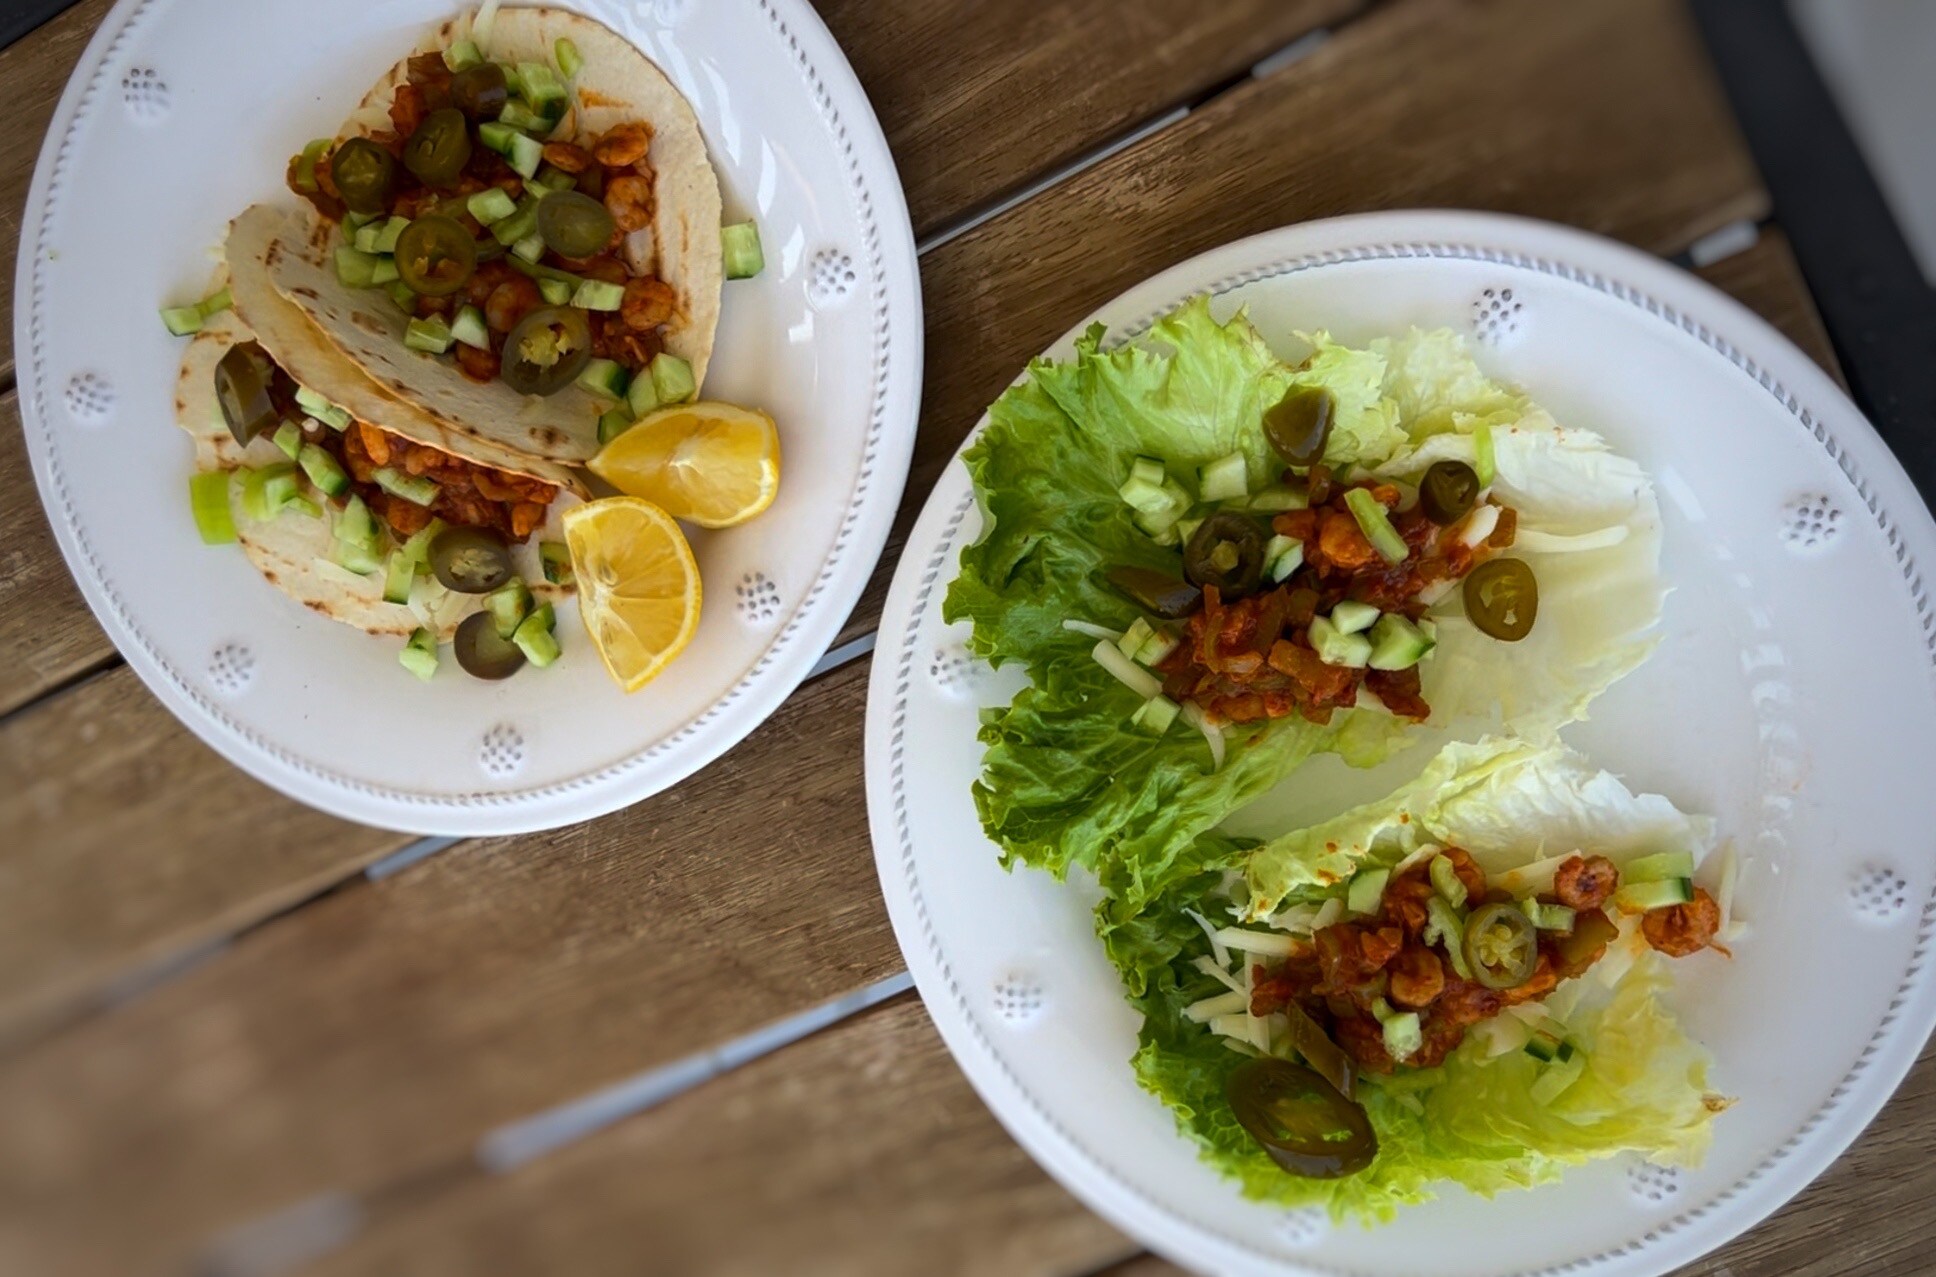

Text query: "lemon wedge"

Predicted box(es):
[589, 401, 780, 529]
[562, 497, 701, 692]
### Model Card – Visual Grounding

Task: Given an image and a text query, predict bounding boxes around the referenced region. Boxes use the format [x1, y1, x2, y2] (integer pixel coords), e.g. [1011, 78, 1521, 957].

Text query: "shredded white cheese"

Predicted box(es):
[1061, 619, 1124, 642]
[1458, 503, 1502, 548]
[1192, 954, 1245, 994]
[1184, 990, 1250, 1023]
[1310, 897, 1345, 931]
[1214, 927, 1303, 957]
[1185, 909, 1230, 970]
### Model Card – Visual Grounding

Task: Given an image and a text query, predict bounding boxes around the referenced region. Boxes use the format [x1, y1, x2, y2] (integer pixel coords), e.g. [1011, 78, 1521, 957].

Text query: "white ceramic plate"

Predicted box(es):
[18, 0, 919, 833]
[867, 211, 1936, 1276]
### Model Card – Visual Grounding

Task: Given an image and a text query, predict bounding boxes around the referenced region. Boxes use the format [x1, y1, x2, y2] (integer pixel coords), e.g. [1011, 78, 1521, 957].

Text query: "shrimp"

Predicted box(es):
[1552, 854, 1619, 911]
[357, 422, 392, 466]
[604, 174, 654, 233]
[621, 277, 677, 331]
[592, 121, 653, 167]
[1387, 946, 1445, 1009]
[541, 141, 593, 173]
[485, 277, 545, 334]
[1643, 888, 1722, 957]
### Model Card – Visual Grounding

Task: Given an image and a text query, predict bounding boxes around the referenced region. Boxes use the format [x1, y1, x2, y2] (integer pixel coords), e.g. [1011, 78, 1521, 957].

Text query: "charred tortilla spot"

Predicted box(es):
[291, 286, 320, 300]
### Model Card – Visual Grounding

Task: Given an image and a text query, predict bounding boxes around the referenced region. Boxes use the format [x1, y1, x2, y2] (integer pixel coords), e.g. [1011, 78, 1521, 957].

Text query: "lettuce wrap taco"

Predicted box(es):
[945, 297, 1664, 910]
[1099, 736, 1735, 1220]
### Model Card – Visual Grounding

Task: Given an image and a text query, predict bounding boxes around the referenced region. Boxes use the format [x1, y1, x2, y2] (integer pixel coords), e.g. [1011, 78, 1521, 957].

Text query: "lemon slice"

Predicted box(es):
[563, 498, 701, 692]
[589, 401, 780, 529]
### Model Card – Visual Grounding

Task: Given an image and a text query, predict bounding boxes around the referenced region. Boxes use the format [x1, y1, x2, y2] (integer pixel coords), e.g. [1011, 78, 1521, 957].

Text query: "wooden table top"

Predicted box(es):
[0, 2, 1921, 1274]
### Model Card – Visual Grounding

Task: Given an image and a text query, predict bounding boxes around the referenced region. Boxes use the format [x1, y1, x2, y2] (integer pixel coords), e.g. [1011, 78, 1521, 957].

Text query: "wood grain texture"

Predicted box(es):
[303, 1029, 1936, 1277]
[0, 665, 412, 1048]
[0, 0, 111, 383]
[0, 392, 110, 713]
[817, 0, 1359, 239]
[1694, 226, 1843, 383]
[0, 659, 899, 1277]
[300, 995, 1139, 1277]
[832, 0, 1772, 642]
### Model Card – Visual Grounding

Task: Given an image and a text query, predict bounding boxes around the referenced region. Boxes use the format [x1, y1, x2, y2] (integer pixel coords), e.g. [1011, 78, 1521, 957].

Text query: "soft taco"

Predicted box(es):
[259, 4, 723, 464]
[181, 244, 577, 666]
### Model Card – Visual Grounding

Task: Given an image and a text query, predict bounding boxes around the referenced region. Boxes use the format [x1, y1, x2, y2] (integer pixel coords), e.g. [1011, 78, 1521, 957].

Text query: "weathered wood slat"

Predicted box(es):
[0, 392, 107, 714]
[817, 0, 1360, 240]
[0, 659, 898, 1277]
[0, 666, 414, 1047]
[301, 995, 1140, 1277]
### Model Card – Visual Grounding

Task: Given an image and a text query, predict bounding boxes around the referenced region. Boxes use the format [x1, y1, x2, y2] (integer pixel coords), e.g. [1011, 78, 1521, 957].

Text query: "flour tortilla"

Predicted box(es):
[179, 295, 573, 639]
[265, 5, 723, 465]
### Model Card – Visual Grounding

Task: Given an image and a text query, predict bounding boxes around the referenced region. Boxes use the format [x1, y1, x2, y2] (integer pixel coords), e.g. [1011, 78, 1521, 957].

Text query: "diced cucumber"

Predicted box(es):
[335, 246, 382, 288]
[283, 496, 321, 519]
[529, 601, 555, 631]
[486, 579, 533, 639]
[650, 353, 696, 405]
[334, 535, 384, 576]
[382, 550, 417, 604]
[1382, 1011, 1422, 1062]
[1614, 878, 1695, 913]
[189, 472, 236, 544]
[572, 279, 625, 311]
[1367, 614, 1435, 671]
[387, 280, 418, 311]
[1522, 900, 1577, 932]
[468, 187, 519, 225]
[1429, 854, 1468, 908]
[498, 62, 524, 97]
[405, 316, 454, 354]
[1197, 452, 1248, 502]
[1344, 487, 1409, 564]
[491, 197, 541, 246]
[535, 276, 572, 304]
[1133, 626, 1178, 667]
[625, 365, 660, 418]
[370, 257, 401, 286]
[1528, 1052, 1586, 1106]
[354, 221, 385, 254]
[374, 467, 439, 507]
[1248, 485, 1307, 513]
[1128, 456, 1165, 486]
[1307, 615, 1370, 668]
[526, 165, 578, 196]
[555, 37, 585, 80]
[161, 305, 204, 336]
[1523, 1029, 1564, 1063]
[1622, 851, 1695, 885]
[1329, 600, 1380, 634]
[336, 494, 378, 549]
[442, 39, 484, 72]
[297, 442, 350, 497]
[197, 288, 233, 320]
[1175, 516, 1205, 546]
[1159, 476, 1194, 512]
[272, 420, 303, 461]
[1141, 518, 1181, 548]
[451, 305, 490, 350]
[1347, 868, 1390, 916]
[344, 211, 376, 233]
[722, 221, 764, 280]
[1129, 694, 1181, 736]
[540, 540, 574, 587]
[294, 386, 352, 431]
[372, 216, 410, 254]
[239, 462, 298, 521]
[598, 405, 637, 444]
[512, 611, 561, 667]
[1117, 618, 1155, 664]
[1119, 474, 1172, 514]
[292, 137, 330, 193]
[512, 233, 547, 264]
[399, 627, 439, 681]
[576, 358, 629, 401]
[507, 131, 545, 179]
[518, 62, 567, 110]
[1265, 534, 1304, 583]
[478, 121, 518, 155]
[1473, 422, 1497, 487]
[499, 100, 552, 133]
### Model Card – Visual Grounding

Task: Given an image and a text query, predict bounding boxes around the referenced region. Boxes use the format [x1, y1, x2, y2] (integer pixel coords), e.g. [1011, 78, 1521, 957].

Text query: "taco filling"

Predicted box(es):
[218, 339, 559, 543]
[288, 43, 684, 402]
